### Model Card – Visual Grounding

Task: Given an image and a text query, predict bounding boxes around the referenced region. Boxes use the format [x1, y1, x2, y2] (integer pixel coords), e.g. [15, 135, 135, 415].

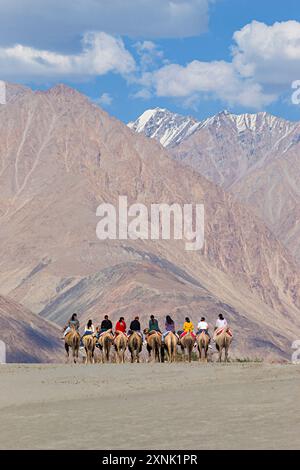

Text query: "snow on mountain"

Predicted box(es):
[128, 107, 201, 147]
[128, 108, 299, 151]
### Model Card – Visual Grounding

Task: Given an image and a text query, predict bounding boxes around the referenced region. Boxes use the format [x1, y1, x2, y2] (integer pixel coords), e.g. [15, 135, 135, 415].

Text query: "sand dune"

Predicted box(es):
[0, 363, 299, 450]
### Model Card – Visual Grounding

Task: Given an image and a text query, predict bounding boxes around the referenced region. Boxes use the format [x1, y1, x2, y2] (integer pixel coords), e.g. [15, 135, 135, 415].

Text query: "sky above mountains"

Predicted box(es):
[1, 0, 300, 122]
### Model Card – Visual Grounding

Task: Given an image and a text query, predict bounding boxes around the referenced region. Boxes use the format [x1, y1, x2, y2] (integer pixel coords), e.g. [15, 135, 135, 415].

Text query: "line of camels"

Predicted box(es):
[64, 326, 232, 364]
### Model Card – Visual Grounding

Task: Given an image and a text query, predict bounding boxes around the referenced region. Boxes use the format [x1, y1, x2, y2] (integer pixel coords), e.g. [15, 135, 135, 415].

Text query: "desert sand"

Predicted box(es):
[0, 362, 299, 450]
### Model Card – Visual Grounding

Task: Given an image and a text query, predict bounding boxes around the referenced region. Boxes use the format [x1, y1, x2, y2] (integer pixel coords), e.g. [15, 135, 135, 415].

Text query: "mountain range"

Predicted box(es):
[0, 84, 300, 360]
[129, 108, 300, 263]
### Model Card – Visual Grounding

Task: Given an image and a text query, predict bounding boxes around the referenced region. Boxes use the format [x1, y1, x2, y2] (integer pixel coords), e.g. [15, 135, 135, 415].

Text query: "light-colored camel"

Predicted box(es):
[163, 332, 178, 363]
[64, 325, 80, 363]
[82, 334, 97, 364]
[114, 332, 128, 363]
[180, 333, 195, 363]
[144, 330, 162, 362]
[128, 332, 143, 363]
[214, 327, 232, 362]
[196, 331, 210, 362]
[98, 330, 114, 363]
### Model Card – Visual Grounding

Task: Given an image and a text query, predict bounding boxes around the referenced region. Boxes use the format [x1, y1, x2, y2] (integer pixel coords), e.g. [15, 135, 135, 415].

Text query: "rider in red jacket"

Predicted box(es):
[115, 317, 126, 334]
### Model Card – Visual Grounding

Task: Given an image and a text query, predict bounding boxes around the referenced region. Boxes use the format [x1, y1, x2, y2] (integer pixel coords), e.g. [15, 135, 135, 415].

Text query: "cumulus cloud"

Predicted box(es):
[0, 32, 136, 80]
[135, 20, 300, 109]
[143, 60, 275, 109]
[0, 0, 212, 51]
[232, 20, 300, 86]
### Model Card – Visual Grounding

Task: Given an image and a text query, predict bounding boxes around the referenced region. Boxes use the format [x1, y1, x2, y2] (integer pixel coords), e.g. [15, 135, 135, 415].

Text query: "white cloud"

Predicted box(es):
[232, 20, 300, 86]
[134, 41, 165, 72]
[0, 32, 136, 80]
[146, 60, 275, 109]
[0, 0, 212, 51]
[98, 93, 113, 107]
[135, 20, 300, 109]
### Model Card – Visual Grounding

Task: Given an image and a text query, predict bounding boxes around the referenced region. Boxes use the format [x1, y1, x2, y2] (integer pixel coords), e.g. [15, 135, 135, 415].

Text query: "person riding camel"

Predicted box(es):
[96, 315, 113, 341]
[180, 317, 196, 339]
[62, 313, 80, 338]
[215, 313, 227, 330]
[115, 317, 127, 336]
[82, 319, 95, 338]
[100, 315, 113, 333]
[213, 313, 231, 342]
[161, 315, 176, 344]
[197, 317, 211, 339]
[148, 315, 161, 334]
[128, 316, 143, 340]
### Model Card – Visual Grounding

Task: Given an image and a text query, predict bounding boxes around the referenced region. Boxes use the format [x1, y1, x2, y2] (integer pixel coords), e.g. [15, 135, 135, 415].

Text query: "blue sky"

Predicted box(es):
[1, 0, 300, 122]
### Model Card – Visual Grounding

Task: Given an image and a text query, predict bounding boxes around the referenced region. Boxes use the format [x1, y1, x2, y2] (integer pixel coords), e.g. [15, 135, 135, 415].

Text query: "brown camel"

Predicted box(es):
[114, 332, 128, 363]
[98, 330, 114, 363]
[82, 334, 97, 364]
[144, 329, 162, 362]
[180, 333, 195, 363]
[163, 332, 178, 363]
[64, 325, 80, 363]
[196, 331, 210, 362]
[128, 332, 143, 363]
[214, 327, 232, 362]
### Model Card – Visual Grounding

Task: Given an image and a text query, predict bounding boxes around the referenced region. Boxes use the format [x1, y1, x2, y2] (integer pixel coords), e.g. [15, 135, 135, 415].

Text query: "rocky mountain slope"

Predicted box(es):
[128, 108, 201, 147]
[0, 295, 61, 362]
[0, 84, 300, 358]
[130, 108, 300, 263]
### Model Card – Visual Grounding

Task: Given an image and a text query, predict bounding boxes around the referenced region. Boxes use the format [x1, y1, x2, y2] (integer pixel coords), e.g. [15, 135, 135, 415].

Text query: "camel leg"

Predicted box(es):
[225, 344, 229, 362]
[205, 347, 208, 363]
[168, 345, 172, 363]
[65, 343, 69, 363]
[180, 346, 185, 362]
[198, 346, 201, 362]
[172, 346, 176, 363]
[130, 349, 134, 363]
[219, 347, 222, 362]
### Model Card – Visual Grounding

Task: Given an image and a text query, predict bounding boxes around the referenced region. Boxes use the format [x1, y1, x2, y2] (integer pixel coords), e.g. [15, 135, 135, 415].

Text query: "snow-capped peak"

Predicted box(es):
[128, 108, 298, 148]
[128, 107, 201, 147]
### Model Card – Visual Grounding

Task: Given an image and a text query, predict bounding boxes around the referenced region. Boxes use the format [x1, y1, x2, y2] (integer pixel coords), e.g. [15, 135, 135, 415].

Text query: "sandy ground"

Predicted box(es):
[0, 362, 299, 450]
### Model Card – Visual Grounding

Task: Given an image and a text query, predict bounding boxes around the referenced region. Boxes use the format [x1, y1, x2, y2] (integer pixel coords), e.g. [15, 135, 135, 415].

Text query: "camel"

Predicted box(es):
[82, 334, 97, 364]
[114, 332, 128, 363]
[64, 325, 80, 363]
[144, 329, 162, 362]
[128, 332, 143, 363]
[180, 333, 195, 363]
[162, 332, 178, 363]
[214, 327, 232, 362]
[98, 330, 114, 363]
[196, 331, 210, 362]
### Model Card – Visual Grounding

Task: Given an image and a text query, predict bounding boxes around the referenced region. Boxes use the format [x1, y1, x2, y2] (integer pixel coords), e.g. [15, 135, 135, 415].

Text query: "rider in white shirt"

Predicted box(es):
[215, 314, 227, 329]
[197, 317, 211, 340]
[197, 318, 209, 331]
